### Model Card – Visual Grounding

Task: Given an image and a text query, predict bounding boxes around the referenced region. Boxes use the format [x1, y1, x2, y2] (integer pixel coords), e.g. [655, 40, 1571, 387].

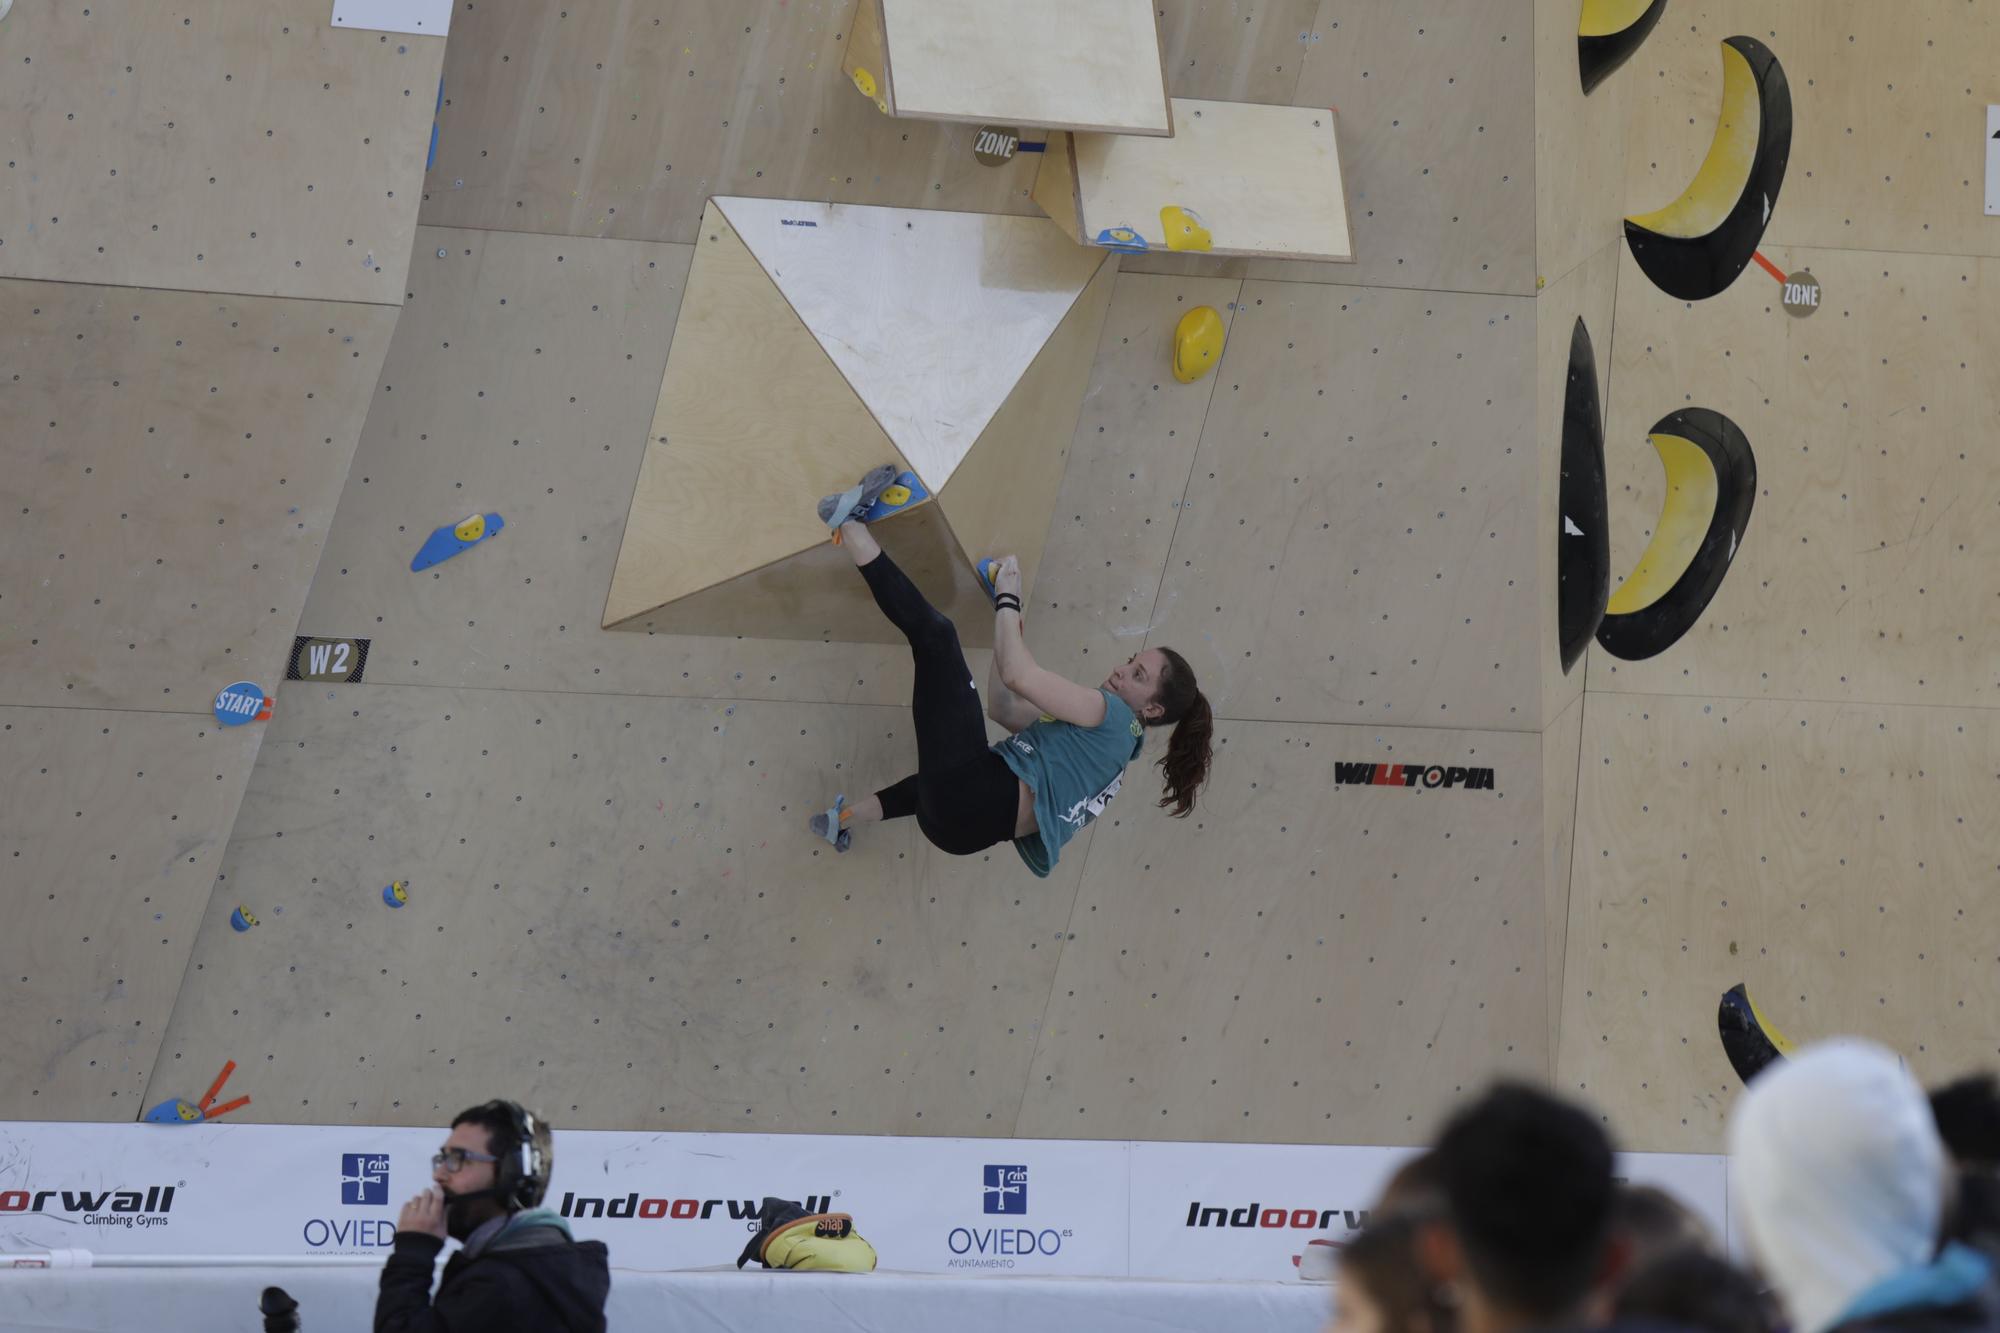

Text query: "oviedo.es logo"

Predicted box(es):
[1334, 761, 1496, 791]
[949, 1164, 1071, 1269]
[0, 1184, 178, 1230]
[982, 1164, 1027, 1215]
[303, 1153, 397, 1251]
[341, 1153, 389, 1206]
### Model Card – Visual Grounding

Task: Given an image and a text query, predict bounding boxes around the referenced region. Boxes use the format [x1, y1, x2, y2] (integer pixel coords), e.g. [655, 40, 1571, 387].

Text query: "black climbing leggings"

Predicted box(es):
[861, 552, 1022, 856]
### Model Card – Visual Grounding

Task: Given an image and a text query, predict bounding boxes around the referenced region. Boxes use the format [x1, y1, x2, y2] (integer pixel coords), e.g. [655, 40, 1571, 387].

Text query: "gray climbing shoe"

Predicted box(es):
[817, 464, 901, 532]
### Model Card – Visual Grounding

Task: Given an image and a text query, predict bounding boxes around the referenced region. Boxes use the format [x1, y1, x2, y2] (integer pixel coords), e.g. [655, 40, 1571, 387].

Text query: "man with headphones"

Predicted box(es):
[376, 1099, 610, 1332]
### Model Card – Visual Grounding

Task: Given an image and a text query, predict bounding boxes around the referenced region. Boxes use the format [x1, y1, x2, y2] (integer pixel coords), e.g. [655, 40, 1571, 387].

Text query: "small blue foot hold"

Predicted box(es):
[230, 905, 259, 932]
[412, 512, 505, 572]
[858, 471, 930, 522]
[383, 880, 409, 908]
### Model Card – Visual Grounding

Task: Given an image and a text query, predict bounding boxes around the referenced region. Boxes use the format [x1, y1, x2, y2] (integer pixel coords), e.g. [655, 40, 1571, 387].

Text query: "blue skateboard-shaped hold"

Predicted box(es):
[411, 512, 504, 572]
[857, 471, 930, 522]
[1093, 225, 1149, 254]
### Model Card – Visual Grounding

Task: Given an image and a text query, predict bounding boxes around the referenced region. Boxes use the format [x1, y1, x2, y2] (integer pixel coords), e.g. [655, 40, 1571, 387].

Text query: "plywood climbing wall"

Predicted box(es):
[1625, 4, 2000, 261]
[0, 2, 441, 299]
[0, 282, 397, 711]
[147, 683, 1076, 1131]
[1594, 245, 2000, 708]
[1018, 719, 1552, 1144]
[1124, 1, 1540, 295]
[1565, 6, 2000, 1151]
[1560, 693, 2000, 1152]
[1152, 278, 1542, 731]
[0, 3, 433, 1122]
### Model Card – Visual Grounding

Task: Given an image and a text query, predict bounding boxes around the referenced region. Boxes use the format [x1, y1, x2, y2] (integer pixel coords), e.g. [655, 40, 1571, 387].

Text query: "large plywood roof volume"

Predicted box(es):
[1035, 99, 1354, 262]
[868, 0, 1172, 135]
[715, 197, 1111, 487]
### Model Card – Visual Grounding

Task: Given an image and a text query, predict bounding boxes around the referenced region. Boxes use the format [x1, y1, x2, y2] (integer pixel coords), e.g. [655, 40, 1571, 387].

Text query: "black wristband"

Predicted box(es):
[994, 595, 1021, 613]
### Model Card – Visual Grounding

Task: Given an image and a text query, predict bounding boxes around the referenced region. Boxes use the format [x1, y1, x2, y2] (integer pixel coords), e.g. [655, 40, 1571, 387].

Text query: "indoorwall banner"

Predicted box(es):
[0, 1123, 1727, 1280]
[1127, 1143, 1730, 1281]
[1130, 1141, 1414, 1281]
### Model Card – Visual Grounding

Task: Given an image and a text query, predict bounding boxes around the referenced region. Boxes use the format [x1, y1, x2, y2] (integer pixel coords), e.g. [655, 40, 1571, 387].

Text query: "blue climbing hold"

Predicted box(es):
[411, 512, 504, 572]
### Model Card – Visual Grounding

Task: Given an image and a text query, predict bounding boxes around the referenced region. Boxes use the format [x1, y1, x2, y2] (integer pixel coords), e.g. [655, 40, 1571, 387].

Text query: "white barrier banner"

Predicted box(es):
[1130, 1141, 1414, 1281]
[1129, 1142, 1730, 1281]
[0, 1123, 1725, 1281]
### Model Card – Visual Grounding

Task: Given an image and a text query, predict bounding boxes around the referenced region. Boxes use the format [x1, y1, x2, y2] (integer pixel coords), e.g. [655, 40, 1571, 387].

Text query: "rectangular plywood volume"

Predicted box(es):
[1036, 99, 1354, 262]
[844, 0, 1171, 136]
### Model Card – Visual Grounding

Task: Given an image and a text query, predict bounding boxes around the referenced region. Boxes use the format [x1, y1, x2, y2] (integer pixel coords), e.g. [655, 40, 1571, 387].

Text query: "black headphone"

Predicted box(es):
[481, 1100, 548, 1210]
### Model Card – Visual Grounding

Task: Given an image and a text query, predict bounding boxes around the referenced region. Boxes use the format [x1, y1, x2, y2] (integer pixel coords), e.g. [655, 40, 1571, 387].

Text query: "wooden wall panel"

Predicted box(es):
[0, 1, 438, 302]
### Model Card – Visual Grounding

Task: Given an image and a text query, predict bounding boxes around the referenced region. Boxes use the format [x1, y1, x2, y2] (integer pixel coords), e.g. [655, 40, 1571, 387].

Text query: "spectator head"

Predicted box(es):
[1430, 1083, 1619, 1333]
[1728, 1040, 1947, 1333]
[1611, 1184, 1716, 1271]
[1375, 1150, 1445, 1220]
[1614, 1247, 1774, 1333]
[1334, 1214, 1459, 1333]
[436, 1100, 554, 1239]
[1930, 1073, 2000, 1169]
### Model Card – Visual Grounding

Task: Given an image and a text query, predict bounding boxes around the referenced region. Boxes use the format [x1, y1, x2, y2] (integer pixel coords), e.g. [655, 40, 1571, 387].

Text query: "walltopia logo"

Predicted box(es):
[0, 1185, 178, 1229]
[1334, 762, 1495, 791]
[1186, 1200, 1370, 1231]
[559, 1191, 836, 1227]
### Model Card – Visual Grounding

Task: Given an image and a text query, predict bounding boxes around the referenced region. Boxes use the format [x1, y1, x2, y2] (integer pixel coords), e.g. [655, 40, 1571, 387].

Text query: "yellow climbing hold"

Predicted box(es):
[880, 483, 912, 508]
[1172, 306, 1225, 383]
[454, 513, 487, 543]
[852, 67, 878, 99]
[1160, 205, 1212, 253]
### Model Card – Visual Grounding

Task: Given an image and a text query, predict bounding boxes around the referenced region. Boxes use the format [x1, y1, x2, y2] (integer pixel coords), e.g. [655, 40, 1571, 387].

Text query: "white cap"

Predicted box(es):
[1728, 1039, 1945, 1333]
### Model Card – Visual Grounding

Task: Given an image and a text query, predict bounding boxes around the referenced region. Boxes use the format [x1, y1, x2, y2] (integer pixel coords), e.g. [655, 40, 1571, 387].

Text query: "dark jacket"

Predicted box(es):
[1947, 1173, 2000, 1269]
[375, 1211, 610, 1333]
[1832, 1246, 2000, 1333]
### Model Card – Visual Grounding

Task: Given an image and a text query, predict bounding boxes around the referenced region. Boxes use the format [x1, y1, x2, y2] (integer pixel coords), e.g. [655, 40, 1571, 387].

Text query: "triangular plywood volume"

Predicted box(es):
[602, 203, 906, 628]
[605, 198, 1118, 642]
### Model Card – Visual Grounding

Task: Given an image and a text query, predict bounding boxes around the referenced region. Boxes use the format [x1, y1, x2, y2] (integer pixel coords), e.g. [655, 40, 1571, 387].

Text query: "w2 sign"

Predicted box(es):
[287, 636, 370, 684]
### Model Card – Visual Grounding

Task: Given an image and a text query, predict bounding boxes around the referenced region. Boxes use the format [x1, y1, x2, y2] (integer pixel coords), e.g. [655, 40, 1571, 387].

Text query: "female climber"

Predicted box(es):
[808, 466, 1214, 878]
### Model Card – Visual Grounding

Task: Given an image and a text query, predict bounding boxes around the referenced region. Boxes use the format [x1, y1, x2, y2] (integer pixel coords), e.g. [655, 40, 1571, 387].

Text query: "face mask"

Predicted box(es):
[441, 1184, 504, 1241]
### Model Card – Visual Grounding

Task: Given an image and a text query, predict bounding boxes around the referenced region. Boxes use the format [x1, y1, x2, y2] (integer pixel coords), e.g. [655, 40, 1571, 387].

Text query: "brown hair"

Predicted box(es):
[1338, 1214, 1458, 1333]
[1611, 1183, 1715, 1274]
[1149, 647, 1212, 818]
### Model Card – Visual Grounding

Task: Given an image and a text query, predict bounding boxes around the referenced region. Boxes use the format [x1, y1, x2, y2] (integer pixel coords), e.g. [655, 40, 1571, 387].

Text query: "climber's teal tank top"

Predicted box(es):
[992, 689, 1145, 877]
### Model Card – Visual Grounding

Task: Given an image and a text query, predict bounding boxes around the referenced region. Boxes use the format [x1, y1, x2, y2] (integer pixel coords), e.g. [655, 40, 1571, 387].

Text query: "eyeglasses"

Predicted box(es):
[432, 1147, 499, 1174]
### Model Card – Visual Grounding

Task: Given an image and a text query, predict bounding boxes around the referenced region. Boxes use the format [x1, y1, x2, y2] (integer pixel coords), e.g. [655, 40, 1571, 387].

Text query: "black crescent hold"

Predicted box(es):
[1557, 317, 1610, 674]
[1594, 408, 1756, 662]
